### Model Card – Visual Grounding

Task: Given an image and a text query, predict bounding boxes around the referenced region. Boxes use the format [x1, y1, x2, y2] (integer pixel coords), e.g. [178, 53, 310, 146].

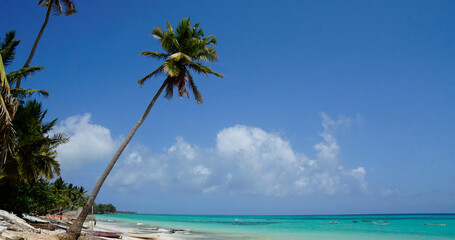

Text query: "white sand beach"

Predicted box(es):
[93, 221, 187, 240]
[0, 210, 186, 240]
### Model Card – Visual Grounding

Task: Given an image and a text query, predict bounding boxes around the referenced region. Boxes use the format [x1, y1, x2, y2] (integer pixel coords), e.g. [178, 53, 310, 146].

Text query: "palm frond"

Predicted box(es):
[140, 51, 169, 60]
[176, 18, 192, 41]
[137, 65, 164, 87]
[192, 23, 204, 38]
[169, 52, 191, 62]
[49, 132, 70, 146]
[38, 0, 49, 7]
[42, 118, 57, 134]
[161, 34, 179, 53]
[60, 0, 77, 16]
[0, 54, 13, 127]
[203, 35, 217, 45]
[163, 60, 181, 77]
[52, 0, 64, 15]
[10, 88, 49, 99]
[0, 31, 20, 67]
[166, 21, 174, 35]
[7, 66, 44, 85]
[164, 77, 173, 99]
[187, 72, 203, 104]
[187, 61, 224, 78]
[151, 27, 164, 40]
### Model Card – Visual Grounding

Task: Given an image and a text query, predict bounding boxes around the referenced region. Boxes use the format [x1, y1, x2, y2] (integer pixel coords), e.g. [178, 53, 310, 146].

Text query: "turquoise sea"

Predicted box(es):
[96, 213, 455, 239]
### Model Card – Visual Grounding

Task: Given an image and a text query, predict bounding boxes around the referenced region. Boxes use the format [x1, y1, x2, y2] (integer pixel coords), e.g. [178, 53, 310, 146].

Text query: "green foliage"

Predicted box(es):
[0, 31, 20, 67]
[0, 53, 15, 169]
[1, 31, 47, 169]
[1, 100, 69, 183]
[0, 31, 45, 101]
[0, 178, 87, 215]
[93, 203, 117, 214]
[138, 17, 224, 104]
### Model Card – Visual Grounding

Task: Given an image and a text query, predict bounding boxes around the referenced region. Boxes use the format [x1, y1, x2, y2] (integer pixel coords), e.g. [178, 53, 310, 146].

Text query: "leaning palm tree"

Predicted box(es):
[15, 0, 76, 88]
[65, 18, 223, 240]
[0, 54, 14, 171]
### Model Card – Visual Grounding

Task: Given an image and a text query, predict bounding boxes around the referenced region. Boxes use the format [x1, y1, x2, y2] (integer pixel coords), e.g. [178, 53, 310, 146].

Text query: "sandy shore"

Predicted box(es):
[93, 221, 187, 240]
[0, 210, 186, 240]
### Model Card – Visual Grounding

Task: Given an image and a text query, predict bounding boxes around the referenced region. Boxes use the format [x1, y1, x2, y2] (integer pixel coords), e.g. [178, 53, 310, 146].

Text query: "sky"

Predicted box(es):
[1, 0, 454, 215]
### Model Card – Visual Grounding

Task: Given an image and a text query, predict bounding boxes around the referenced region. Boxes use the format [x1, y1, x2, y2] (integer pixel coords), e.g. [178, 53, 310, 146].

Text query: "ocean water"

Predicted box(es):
[96, 213, 455, 239]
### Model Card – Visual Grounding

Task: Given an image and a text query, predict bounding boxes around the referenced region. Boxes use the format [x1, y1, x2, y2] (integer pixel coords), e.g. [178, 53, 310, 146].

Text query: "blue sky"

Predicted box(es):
[1, 0, 454, 214]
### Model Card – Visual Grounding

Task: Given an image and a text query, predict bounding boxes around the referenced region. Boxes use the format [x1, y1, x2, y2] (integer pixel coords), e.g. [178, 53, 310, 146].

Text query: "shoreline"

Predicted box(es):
[2, 210, 455, 240]
[93, 220, 188, 240]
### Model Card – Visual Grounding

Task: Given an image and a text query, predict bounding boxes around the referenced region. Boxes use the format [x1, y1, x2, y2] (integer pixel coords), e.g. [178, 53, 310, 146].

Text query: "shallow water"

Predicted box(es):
[96, 213, 455, 239]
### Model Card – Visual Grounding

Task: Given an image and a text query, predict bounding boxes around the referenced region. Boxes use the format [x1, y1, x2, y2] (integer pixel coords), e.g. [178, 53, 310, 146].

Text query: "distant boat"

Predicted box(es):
[424, 223, 446, 226]
[170, 228, 193, 233]
[373, 221, 389, 225]
[329, 221, 339, 224]
[353, 220, 358, 223]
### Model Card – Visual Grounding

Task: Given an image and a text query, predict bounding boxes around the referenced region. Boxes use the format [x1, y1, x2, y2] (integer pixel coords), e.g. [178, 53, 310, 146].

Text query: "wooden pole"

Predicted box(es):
[91, 205, 94, 234]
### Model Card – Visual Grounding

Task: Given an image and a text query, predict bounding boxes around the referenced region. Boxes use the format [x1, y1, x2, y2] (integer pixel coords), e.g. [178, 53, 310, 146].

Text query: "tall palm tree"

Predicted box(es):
[1, 100, 68, 183]
[15, 0, 76, 89]
[0, 31, 46, 172]
[65, 18, 224, 240]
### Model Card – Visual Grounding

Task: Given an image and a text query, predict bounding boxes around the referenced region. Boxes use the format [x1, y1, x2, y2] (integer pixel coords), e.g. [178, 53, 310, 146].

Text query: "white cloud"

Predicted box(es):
[53, 113, 117, 170]
[108, 113, 367, 197]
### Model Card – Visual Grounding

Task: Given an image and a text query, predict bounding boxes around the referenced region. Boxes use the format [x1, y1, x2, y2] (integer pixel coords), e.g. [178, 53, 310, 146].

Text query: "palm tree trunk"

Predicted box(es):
[15, 0, 53, 88]
[64, 80, 168, 240]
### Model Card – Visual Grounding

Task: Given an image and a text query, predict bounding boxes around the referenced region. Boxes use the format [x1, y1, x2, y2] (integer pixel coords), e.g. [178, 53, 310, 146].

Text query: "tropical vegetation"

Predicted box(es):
[2, 3, 222, 240]
[93, 203, 117, 214]
[0, 177, 87, 215]
[0, 29, 85, 216]
[65, 18, 223, 239]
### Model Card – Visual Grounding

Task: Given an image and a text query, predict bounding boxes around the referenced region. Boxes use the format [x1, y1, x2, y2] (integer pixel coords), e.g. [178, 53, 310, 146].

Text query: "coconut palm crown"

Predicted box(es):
[38, 0, 76, 16]
[138, 17, 224, 104]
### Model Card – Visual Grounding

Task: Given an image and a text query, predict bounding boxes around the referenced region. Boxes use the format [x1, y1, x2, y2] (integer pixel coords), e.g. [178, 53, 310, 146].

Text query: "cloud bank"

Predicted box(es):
[106, 113, 367, 197]
[54, 114, 117, 169]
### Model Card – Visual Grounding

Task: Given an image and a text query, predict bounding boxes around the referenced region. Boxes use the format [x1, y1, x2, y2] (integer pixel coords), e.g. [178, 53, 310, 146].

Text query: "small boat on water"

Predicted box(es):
[93, 231, 122, 238]
[424, 223, 446, 226]
[329, 221, 339, 224]
[170, 228, 192, 233]
[128, 233, 159, 239]
[373, 221, 389, 225]
[353, 220, 358, 223]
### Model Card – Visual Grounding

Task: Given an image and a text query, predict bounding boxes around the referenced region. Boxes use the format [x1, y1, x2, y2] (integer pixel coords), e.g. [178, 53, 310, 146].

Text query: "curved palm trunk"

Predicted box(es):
[15, 0, 53, 88]
[64, 80, 168, 240]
